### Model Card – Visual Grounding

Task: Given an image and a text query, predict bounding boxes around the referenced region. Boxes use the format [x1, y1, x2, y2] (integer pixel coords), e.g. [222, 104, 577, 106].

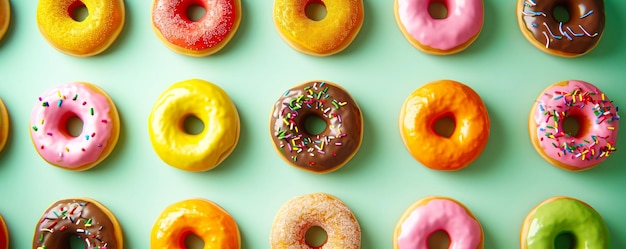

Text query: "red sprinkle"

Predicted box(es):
[309, 161, 316, 165]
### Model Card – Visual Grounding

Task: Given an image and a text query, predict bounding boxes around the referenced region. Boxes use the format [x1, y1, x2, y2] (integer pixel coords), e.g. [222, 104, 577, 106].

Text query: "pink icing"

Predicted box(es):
[397, 199, 481, 249]
[396, 0, 484, 51]
[30, 83, 116, 169]
[532, 80, 619, 169]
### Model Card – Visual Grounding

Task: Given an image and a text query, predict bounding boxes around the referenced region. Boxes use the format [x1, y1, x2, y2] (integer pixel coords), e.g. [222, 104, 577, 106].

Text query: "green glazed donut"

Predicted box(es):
[521, 196, 609, 249]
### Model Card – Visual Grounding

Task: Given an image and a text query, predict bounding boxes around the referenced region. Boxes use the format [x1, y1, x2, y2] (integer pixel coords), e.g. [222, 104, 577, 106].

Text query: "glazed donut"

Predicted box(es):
[32, 198, 123, 249]
[149, 79, 240, 172]
[0, 214, 7, 249]
[152, 0, 242, 56]
[0, 98, 8, 153]
[30, 82, 120, 171]
[269, 80, 363, 173]
[521, 196, 609, 249]
[0, 0, 9, 41]
[270, 193, 361, 249]
[393, 196, 483, 249]
[394, 0, 484, 55]
[399, 80, 490, 170]
[529, 80, 619, 171]
[151, 199, 240, 249]
[273, 0, 364, 56]
[517, 0, 605, 57]
[36, 0, 125, 57]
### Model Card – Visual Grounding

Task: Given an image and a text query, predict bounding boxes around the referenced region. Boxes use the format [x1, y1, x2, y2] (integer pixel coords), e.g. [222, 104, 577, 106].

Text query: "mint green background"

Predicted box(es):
[0, 1, 625, 248]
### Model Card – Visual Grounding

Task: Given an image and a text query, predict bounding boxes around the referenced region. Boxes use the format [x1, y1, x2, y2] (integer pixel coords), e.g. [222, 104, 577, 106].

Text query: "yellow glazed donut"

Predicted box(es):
[273, 0, 364, 56]
[36, 0, 125, 57]
[0, 98, 8, 154]
[0, 0, 9, 41]
[151, 199, 240, 249]
[149, 79, 240, 172]
[270, 193, 361, 248]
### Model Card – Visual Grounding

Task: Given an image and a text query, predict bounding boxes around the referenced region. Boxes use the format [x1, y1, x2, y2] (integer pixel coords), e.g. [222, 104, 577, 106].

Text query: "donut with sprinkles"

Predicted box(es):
[529, 80, 619, 171]
[269, 80, 363, 173]
[517, 0, 605, 57]
[32, 198, 123, 249]
[30, 82, 120, 171]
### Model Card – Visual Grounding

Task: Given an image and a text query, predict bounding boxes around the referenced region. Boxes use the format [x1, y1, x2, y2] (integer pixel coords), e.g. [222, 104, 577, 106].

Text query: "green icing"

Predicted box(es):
[525, 198, 609, 249]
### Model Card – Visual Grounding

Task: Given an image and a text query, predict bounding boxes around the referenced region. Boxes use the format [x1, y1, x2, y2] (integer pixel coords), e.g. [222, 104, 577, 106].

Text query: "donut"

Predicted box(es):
[394, 0, 484, 55]
[521, 196, 609, 249]
[30, 82, 120, 171]
[399, 80, 490, 171]
[529, 80, 619, 171]
[270, 193, 361, 249]
[151, 199, 240, 249]
[269, 80, 363, 173]
[36, 0, 125, 57]
[32, 198, 123, 249]
[273, 0, 364, 56]
[151, 0, 242, 56]
[0, 98, 8, 153]
[517, 0, 605, 57]
[0, 214, 8, 249]
[0, 0, 9, 41]
[393, 196, 484, 249]
[149, 79, 240, 172]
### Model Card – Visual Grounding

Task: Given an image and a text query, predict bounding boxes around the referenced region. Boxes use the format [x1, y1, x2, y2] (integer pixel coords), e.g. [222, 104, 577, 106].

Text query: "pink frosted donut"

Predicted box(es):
[30, 82, 120, 171]
[151, 0, 242, 56]
[529, 80, 619, 171]
[393, 197, 484, 249]
[394, 0, 484, 54]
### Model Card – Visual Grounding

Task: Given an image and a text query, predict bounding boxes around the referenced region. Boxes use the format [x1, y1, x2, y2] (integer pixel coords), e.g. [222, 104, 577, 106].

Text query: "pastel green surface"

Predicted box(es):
[0, 1, 625, 248]
[525, 198, 609, 249]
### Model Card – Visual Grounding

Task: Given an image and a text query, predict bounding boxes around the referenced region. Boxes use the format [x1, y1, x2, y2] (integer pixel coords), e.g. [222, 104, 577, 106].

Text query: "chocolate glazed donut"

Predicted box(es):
[33, 198, 123, 249]
[517, 0, 605, 57]
[270, 80, 363, 173]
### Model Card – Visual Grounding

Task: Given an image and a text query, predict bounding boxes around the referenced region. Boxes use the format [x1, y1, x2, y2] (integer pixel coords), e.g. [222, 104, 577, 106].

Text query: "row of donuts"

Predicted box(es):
[0, 193, 610, 248]
[0, 0, 606, 57]
[2, 78, 620, 173]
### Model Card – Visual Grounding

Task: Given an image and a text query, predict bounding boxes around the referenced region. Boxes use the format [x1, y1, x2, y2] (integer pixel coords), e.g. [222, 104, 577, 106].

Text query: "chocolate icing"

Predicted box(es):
[519, 0, 604, 55]
[33, 199, 121, 249]
[270, 81, 363, 173]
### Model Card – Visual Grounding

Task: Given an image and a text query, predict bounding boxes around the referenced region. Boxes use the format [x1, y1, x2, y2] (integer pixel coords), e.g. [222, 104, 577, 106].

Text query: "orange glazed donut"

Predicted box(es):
[151, 199, 240, 249]
[152, 0, 242, 56]
[0, 98, 8, 154]
[0, 214, 8, 249]
[273, 0, 364, 56]
[270, 193, 361, 249]
[399, 80, 490, 170]
[36, 0, 125, 57]
[0, 0, 9, 41]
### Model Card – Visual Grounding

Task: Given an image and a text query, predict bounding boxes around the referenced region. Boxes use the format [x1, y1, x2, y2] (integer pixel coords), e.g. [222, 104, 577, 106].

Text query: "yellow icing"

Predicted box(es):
[36, 0, 125, 57]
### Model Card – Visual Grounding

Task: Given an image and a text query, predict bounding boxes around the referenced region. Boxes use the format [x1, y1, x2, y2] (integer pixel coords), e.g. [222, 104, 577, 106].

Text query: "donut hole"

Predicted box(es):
[555, 231, 576, 249]
[186, 4, 207, 22]
[432, 115, 456, 138]
[183, 115, 205, 135]
[69, 1, 89, 22]
[305, 1, 327, 21]
[304, 115, 327, 135]
[428, 1, 448, 19]
[553, 5, 570, 23]
[305, 226, 328, 247]
[65, 115, 84, 137]
[427, 230, 451, 249]
[69, 235, 85, 248]
[184, 233, 205, 249]
[562, 115, 584, 138]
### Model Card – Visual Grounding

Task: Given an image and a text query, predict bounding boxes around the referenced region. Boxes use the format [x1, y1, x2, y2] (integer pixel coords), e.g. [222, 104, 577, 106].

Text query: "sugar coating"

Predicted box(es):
[153, 0, 235, 50]
[270, 193, 361, 249]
